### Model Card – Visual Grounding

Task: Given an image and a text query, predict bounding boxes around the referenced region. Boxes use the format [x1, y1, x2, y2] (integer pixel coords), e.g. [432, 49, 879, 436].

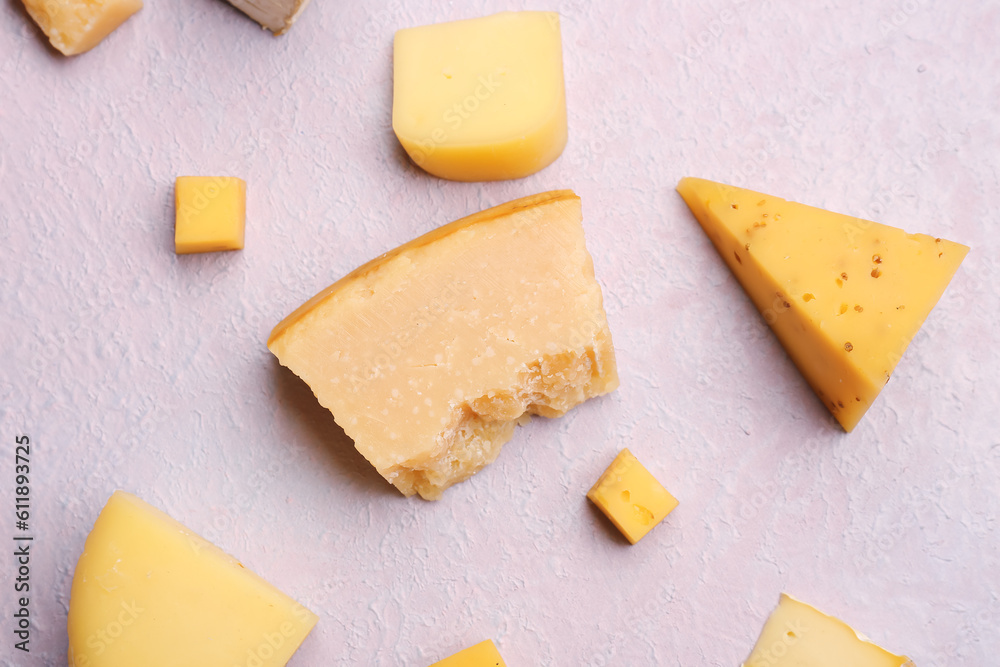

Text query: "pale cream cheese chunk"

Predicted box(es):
[268, 191, 618, 499]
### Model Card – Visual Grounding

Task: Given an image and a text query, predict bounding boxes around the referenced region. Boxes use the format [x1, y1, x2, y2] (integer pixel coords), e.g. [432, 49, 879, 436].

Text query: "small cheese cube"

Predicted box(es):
[21, 0, 143, 56]
[742, 594, 912, 667]
[174, 176, 246, 254]
[67, 491, 318, 667]
[430, 639, 507, 667]
[393, 11, 567, 181]
[587, 448, 678, 544]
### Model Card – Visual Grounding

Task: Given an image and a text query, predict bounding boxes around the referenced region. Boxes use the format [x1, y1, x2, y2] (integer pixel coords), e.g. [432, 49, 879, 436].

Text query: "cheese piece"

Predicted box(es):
[174, 176, 246, 254]
[225, 0, 312, 34]
[67, 491, 318, 667]
[587, 448, 678, 544]
[429, 639, 507, 667]
[677, 177, 969, 431]
[742, 594, 912, 667]
[268, 191, 618, 500]
[22, 0, 142, 56]
[393, 11, 567, 181]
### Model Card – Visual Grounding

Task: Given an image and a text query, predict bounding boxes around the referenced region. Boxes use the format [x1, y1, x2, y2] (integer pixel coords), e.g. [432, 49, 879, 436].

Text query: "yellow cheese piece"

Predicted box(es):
[22, 0, 142, 56]
[587, 448, 678, 544]
[67, 491, 318, 667]
[392, 11, 567, 181]
[677, 177, 969, 431]
[268, 191, 618, 500]
[429, 639, 507, 667]
[174, 176, 246, 254]
[742, 594, 912, 667]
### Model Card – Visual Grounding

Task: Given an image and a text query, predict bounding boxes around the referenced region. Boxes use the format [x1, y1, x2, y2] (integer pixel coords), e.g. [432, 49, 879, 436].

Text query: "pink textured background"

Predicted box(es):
[2, 0, 998, 665]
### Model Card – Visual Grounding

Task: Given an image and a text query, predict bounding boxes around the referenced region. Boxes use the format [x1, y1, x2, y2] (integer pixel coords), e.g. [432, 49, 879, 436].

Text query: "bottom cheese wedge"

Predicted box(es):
[677, 177, 969, 431]
[268, 191, 618, 500]
[67, 491, 317, 667]
[429, 639, 507, 667]
[742, 594, 912, 667]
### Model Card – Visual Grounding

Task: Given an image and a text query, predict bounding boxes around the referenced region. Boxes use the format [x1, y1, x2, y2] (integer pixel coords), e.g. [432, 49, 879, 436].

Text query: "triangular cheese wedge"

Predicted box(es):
[67, 491, 317, 667]
[677, 177, 968, 431]
[742, 594, 912, 667]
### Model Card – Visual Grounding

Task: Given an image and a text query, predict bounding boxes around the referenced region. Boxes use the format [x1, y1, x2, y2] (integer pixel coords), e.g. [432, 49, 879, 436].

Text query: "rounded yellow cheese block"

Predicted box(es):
[392, 11, 568, 181]
[67, 491, 317, 667]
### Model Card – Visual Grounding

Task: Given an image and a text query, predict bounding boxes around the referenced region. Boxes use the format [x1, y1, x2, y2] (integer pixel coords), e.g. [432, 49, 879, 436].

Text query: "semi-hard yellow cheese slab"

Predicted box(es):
[677, 177, 969, 431]
[268, 191, 618, 500]
[393, 11, 567, 181]
[67, 491, 317, 667]
[742, 594, 912, 667]
[22, 0, 142, 56]
[429, 639, 507, 667]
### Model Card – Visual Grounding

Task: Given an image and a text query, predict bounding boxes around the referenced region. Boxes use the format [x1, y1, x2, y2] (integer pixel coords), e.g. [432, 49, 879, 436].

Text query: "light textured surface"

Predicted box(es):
[0, 1, 997, 665]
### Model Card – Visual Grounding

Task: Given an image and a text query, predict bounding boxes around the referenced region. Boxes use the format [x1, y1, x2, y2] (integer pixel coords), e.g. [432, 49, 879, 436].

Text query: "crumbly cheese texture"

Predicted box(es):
[393, 11, 567, 181]
[67, 491, 318, 667]
[225, 0, 312, 34]
[430, 639, 507, 667]
[268, 191, 618, 500]
[22, 0, 142, 56]
[174, 176, 246, 254]
[742, 594, 912, 667]
[677, 177, 969, 431]
[587, 448, 678, 544]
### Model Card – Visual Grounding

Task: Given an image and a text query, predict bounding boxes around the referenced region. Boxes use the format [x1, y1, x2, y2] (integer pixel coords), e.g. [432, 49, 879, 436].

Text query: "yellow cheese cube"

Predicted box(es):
[587, 448, 678, 544]
[21, 0, 142, 56]
[174, 176, 246, 254]
[677, 177, 969, 431]
[742, 594, 912, 667]
[67, 491, 318, 667]
[268, 191, 618, 500]
[429, 639, 507, 667]
[393, 11, 567, 181]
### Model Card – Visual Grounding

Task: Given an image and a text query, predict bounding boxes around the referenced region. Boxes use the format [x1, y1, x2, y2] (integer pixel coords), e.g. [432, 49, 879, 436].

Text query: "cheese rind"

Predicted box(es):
[677, 177, 969, 431]
[392, 11, 568, 181]
[174, 176, 246, 254]
[268, 191, 618, 499]
[587, 448, 678, 544]
[429, 639, 507, 667]
[742, 594, 912, 667]
[67, 491, 317, 667]
[225, 0, 312, 34]
[21, 0, 142, 56]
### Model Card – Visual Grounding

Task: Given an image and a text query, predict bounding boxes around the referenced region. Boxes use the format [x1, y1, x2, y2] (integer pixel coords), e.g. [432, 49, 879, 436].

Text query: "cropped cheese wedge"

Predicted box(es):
[67, 491, 317, 667]
[677, 177, 969, 431]
[269, 191, 618, 500]
[22, 0, 142, 56]
[742, 594, 912, 667]
[225, 0, 312, 34]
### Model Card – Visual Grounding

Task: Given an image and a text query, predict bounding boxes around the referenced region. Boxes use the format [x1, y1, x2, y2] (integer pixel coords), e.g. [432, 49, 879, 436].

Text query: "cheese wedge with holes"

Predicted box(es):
[268, 191, 618, 500]
[742, 594, 912, 667]
[677, 177, 968, 431]
[67, 491, 317, 667]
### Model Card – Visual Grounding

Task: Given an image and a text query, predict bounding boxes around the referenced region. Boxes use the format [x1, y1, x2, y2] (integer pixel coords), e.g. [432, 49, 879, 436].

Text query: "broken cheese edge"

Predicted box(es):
[225, 0, 312, 34]
[67, 491, 318, 667]
[21, 0, 142, 56]
[742, 593, 913, 667]
[268, 191, 618, 500]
